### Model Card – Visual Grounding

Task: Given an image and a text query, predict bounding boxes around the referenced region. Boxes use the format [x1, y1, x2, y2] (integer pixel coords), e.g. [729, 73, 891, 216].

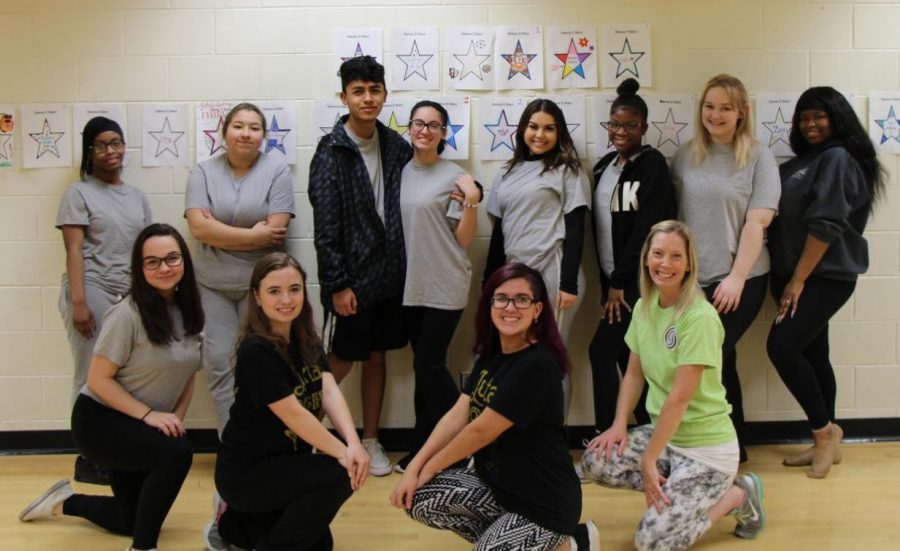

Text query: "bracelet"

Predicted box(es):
[462, 200, 479, 209]
[141, 408, 153, 421]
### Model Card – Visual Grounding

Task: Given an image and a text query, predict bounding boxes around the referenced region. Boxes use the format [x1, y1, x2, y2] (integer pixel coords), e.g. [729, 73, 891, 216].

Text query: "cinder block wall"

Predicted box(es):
[1, 0, 897, 432]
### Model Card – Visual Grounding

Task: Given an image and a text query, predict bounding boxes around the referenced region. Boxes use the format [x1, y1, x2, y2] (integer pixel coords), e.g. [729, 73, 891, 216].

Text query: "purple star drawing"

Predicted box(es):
[485, 110, 517, 152]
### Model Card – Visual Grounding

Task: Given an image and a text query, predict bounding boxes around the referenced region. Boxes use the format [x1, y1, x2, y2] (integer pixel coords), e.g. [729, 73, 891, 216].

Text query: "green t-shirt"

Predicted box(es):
[624, 292, 735, 447]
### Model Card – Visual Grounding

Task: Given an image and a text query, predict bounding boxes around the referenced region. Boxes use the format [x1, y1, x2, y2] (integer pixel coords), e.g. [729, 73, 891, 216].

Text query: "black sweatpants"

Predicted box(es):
[767, 274, 856, 430]
[215, 451, 353, 551]
[65, 394, 194, 550]
[404, 306, 463, 451]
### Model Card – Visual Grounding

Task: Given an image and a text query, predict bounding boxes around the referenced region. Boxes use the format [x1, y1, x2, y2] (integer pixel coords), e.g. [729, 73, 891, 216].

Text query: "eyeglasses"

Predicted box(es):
[606, 121, 642, 132]
[142, 253, 184, 270]
[91, 139, 126, 154]
[409, 119, 446, 133]
[490, 294, 537, 309]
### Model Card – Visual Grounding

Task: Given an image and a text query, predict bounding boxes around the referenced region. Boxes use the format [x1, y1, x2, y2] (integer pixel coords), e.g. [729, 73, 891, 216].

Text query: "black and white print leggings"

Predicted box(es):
[581, 425, 734, 551]
[409, 467, 569, 551]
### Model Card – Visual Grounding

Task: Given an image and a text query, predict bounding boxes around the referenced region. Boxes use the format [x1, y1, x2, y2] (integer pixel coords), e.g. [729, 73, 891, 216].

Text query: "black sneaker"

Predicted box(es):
[572, 520, 600, 551]
[74, 455, 110, 486]
[393, 452, 415, 474]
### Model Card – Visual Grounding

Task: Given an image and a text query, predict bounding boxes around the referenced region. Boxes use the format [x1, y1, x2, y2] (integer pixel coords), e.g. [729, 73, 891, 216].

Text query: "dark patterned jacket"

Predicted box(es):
[308, 116, 412, 313]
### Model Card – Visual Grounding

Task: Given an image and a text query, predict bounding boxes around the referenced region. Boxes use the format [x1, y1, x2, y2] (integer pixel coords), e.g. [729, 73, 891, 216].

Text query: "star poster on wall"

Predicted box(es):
[142, 104, 188, 167]
[592, 93, 618, 159]
[495, 27, 543, 90]
[645, 94, 693, 158]
[429, 96, 471, 161]
[446, 26, 495, 92]
[22, 104, 71, 169]
[755, 94, 799, 158]
[869, 92, 900, 155]
[547, 95, 587, 158]
[0, 106, 14, 169]
[73, 104, 126, 163]
[480, 96, 528, 161]
[257, 101, 297, 165]
[547, 27, 597, 89]
[390, 27, 439, 92]
[602, 24, 651, 88]
[312, 98, 348, 142]
[377, 97, 417, 143]
[196, 100, 234, 163]
[332, 28, 384, 91]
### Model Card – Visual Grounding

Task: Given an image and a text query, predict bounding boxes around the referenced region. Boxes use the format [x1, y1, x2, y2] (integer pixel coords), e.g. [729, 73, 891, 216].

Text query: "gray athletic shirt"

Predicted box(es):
[346, 124, 385, 222]
[185, 152, 295, 291]
[400, 158, 469, 310]
[487, 160, 591, 274]
[82, 298, 202, 413]
[672, 141, 780, 286]
[593, 162, 621, 277]
[55, 177, 153, 296]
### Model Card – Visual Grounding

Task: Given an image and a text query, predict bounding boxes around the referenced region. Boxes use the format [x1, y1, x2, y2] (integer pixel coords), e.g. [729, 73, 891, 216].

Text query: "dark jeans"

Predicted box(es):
[65, 394, 193, 550]
[588, 281, 649, 431]
[767, 274, 856, 430]
[702, 274, 768, 448]
[405, 306, 463, 452]
[215, 451, 353, 551]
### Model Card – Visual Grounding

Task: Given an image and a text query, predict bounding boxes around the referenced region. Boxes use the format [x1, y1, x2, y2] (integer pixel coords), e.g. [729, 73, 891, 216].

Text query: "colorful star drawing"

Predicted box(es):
[651, 108, 688, 148]
[28, 118, 65, 159]
[501, 40, 539, 80]
[0, 133, 11, 161]
[203, 117, 226, 157]
[485, 110, 518, 152]
[386, 111, 408, 136]
[609, 38, 645, 78]
[341, 42, 365, 62]
[397, 40, 433, 81]
[875, 105, 900, 145]
[264, 115, 292, 155]
[555, 38, 592, 79]
[444, 118, 465, 151]
[453, 40, 491, 81]
[762, 108, 792, 148]
[148, 117, 185, 158]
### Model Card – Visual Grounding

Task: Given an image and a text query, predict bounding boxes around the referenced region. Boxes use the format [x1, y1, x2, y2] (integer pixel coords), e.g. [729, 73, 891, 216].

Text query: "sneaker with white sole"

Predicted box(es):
[19, 479, 74, 522]
[731, 472, 766, 539]
[203, 492, 229, 551]
[571, 519, 601, 551]
[361, 438, 392, 476]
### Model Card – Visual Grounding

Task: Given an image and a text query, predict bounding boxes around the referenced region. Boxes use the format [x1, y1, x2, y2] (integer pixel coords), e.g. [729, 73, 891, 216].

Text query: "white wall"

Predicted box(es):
[1, 0, 898, 432]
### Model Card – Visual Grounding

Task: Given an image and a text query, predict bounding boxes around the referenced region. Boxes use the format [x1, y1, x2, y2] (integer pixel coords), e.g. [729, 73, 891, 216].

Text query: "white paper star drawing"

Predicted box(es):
[397, 40, 433, 81]
[609, 38, 645, 79]
[876, 105, 900, 145]
[264, 115, 291, 155]
[0, 133, 11, 161]
[651, 109, 688, 149]
[320, 112, 343, 137]
[29, 118, 65, 159]
[454, 40, 491, 81]
[762, 108, 792, 148]
[203, 117, 226, 157]
[485, 110, 518, 152]
[148, 117, 185, 158]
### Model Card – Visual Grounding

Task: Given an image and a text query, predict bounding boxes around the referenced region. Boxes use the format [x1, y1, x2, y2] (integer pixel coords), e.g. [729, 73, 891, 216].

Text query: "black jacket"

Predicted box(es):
[591, 145, 676, 291]
[308, 116, 412, 312]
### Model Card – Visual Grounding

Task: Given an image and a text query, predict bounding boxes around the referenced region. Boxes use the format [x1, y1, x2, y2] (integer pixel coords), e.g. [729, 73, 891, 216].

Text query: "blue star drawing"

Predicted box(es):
[265, 115, 291, 155]
[762, 107, 792, 148]
[319, 112, 344, 138]
[148, 117, 185, 158]
[28, 118, 65, 159]
[651, 108, 688, 149]
[453, 40, 491, 81]
[875, 105, 900, 145]
[397, 40, 433, 81]
[555, 38, 592, 79]
[485, 110, 517, 152]
[341, 42, 365, 62]
[609, 38, 645, 78]
[444, 117, 465, 151]
[501, 40, 538, 80]
[0, 133, 11, 161]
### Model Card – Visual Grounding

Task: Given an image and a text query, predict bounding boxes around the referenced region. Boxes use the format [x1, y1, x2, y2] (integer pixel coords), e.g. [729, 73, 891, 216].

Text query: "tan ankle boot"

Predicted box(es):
[808, 423, 843, 479]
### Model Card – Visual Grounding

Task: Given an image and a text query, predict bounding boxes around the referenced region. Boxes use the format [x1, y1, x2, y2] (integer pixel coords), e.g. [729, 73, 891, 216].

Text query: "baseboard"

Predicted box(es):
[2, 418, 898, 455]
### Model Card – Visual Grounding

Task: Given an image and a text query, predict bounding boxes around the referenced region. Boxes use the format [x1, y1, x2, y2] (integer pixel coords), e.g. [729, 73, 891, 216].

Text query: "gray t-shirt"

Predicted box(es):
[400, 158, 470, 309]
[82, 298, 202, 413]
[185, 152, 295, 291]
[672, 141, 780, 285]
[346, 124, 385, 222]
[593, 162, 621, 278]
[487, 160, 591, 275]
[55, 177, 153, 295]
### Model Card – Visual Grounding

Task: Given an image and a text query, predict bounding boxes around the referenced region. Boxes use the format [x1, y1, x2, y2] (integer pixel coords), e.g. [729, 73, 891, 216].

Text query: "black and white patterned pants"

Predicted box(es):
[409, 467, 569, 551]
[581, 425, 734, 551]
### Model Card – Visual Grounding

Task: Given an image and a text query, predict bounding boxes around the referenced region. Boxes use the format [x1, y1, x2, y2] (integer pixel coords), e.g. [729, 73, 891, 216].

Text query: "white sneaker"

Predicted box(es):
[361, 438, 392, 476]
[19, 479, 74, 522]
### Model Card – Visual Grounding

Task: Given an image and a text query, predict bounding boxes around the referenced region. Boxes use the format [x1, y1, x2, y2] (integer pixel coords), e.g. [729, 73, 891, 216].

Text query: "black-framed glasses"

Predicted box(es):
[409, 119, 446, 133]
[91, 139, 126, 154]
[490, 294, 537, 309]
[606, 121, 642, 132]
[142, 253, 184, 270]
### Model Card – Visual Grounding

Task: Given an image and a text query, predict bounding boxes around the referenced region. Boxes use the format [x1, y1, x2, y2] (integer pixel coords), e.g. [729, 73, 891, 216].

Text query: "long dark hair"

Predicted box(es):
[130, 223, 204, 345]
[410, 100, 449, 154]
[790, 86, 886, 214]
[474, 262, 569, 375]
[240, 253, 322, 365]
[504, 98, 582, 178]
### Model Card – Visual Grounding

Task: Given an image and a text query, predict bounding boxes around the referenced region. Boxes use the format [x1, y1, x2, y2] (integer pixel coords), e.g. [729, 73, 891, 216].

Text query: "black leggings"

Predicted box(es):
[767, 275, 856, 430]
[702, 274, 768, 447]
[588, 282, 649, 431]
[65, 395, 194, 550]
[405, 306, 463, 451]
[215, 451, 353, 551]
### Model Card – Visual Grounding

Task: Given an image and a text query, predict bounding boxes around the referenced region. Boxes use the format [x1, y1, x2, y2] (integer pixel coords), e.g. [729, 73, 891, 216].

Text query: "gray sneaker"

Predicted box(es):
[203, 492, 229, 551]
[362, 438, 392, 476]
[19, 479, 74, 522]
[731, 472, 766, 539]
